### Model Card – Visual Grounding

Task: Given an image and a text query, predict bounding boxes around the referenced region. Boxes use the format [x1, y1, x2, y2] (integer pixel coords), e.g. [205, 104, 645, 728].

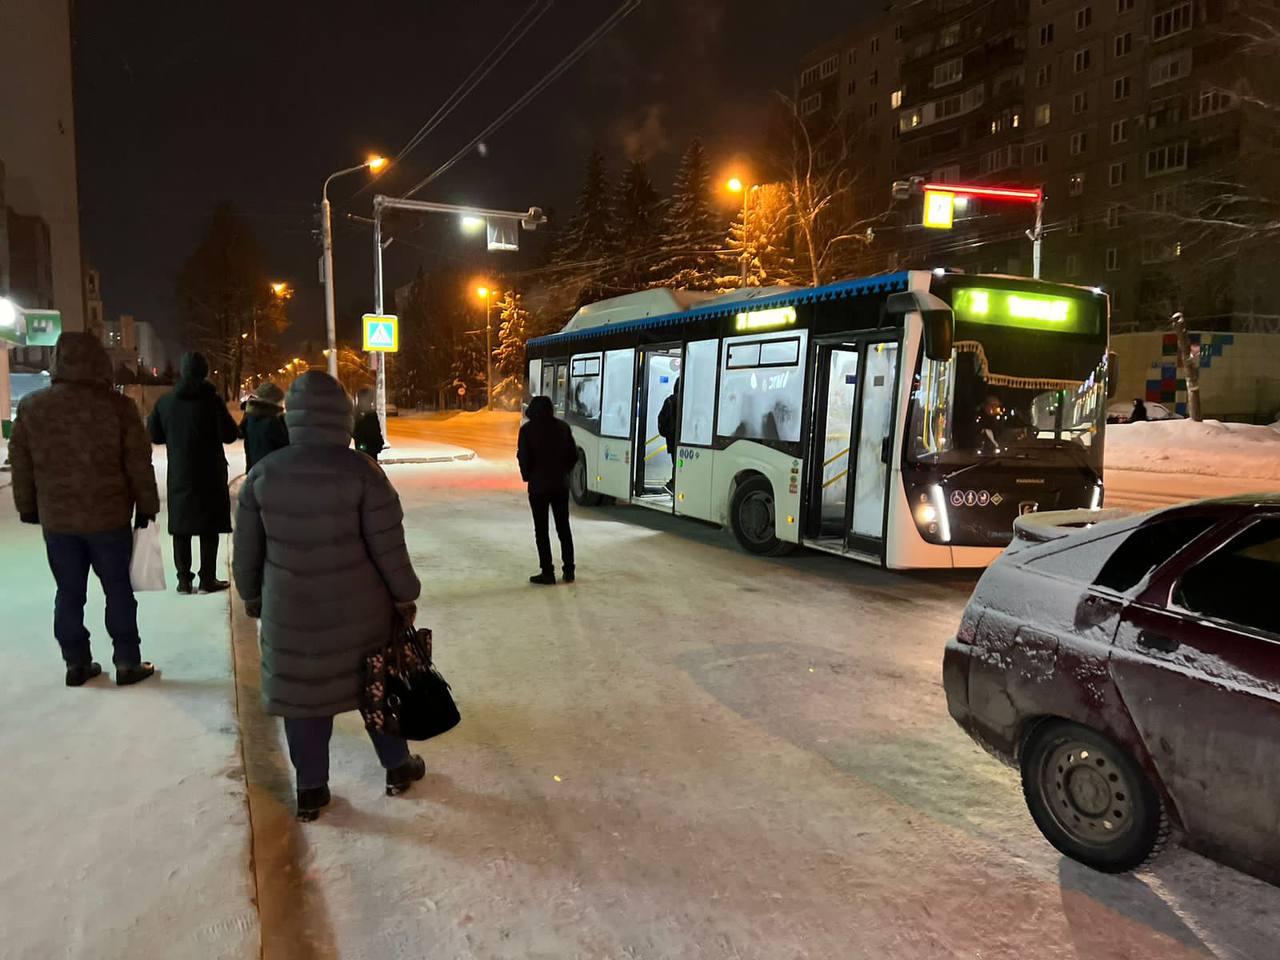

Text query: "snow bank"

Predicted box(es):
[1107, 419, 1280, 480]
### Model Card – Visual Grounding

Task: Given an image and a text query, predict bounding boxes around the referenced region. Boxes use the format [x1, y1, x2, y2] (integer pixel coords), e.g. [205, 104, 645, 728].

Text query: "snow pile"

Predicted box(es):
[1107, 419, 1280, 480]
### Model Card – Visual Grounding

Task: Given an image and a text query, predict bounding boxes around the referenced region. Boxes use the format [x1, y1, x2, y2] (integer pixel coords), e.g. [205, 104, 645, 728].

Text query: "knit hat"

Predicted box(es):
[253, 381, 285, 405]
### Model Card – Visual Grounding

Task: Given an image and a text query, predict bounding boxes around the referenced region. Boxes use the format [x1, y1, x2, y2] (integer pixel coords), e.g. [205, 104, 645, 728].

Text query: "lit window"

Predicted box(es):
[891, 88, 903, 108]
[1035, 102, 1052, 126]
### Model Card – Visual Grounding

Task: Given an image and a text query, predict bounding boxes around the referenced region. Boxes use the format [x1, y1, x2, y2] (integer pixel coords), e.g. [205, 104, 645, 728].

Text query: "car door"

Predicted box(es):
[1109, 512, 1280, 873]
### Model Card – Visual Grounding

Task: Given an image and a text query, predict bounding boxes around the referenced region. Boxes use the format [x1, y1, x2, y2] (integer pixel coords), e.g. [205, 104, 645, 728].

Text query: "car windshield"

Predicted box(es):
[909, 333, 1108, 473]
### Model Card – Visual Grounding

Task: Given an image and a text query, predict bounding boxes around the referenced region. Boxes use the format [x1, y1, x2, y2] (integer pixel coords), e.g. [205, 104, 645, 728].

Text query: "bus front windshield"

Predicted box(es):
[909, 291, 1108, 475]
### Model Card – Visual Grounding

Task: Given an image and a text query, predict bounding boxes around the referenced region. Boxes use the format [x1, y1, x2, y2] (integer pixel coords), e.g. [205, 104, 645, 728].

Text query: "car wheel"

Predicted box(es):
[730, 477, 795, 556]
[570, 452, 603, 507]
[1021, 720, 1169, 873]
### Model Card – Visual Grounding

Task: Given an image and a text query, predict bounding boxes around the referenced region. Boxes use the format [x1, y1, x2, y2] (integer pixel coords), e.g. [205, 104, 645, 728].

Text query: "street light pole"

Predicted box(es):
[321, 157, 387, 379]
[1031, 195, 1044, 280]
[373, 211, 388, 443]
[485, 289, 494, 410]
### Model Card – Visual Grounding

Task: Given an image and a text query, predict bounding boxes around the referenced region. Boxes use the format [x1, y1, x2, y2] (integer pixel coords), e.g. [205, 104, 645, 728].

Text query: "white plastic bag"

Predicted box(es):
[130, 523, 167, 592]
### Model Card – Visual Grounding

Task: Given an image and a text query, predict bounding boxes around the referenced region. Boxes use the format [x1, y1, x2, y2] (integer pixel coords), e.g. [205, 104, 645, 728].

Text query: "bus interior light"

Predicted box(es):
[735, 306, 797, 331]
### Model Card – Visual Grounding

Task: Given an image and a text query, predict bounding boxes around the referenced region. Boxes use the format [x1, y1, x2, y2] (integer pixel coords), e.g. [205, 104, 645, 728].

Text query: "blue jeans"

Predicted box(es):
[283, 716, 411, 791]
[43, 528, 142, 668]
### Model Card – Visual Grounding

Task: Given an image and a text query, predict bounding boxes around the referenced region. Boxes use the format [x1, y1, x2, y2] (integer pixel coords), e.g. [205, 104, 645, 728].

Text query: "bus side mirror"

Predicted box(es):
[922, 310, 953, 362]
[1106, 351, 1119, 399]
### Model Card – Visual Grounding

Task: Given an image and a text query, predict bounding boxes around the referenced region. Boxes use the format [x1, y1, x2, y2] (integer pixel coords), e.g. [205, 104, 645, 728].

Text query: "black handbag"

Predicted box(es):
[358, 621, 460, 741]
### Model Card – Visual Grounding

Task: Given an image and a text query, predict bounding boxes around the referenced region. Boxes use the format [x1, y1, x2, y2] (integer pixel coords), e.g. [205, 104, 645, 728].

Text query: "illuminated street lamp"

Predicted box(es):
[321, 155, 388, 377]
[725, 177, 758, 287]
[475, 285, 495, 410]
[460, 215, 485, 233]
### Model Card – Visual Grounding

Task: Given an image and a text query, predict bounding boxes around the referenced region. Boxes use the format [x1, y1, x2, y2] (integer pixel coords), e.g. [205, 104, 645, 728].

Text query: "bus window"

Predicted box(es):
[601, 349, 635, 437]
[569, 354, 602, 420]
[552, 363, 568, 413]
[680, 339, 718, 446]
[540, 362, 556, 399]
[527, 359, 543, 402]
[717, 330, 808, 443]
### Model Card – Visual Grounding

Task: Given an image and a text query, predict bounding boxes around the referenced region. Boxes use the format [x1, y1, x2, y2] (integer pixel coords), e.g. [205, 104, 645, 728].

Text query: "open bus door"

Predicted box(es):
[633, 345, 682, 505]
[806, 337, 901, 559]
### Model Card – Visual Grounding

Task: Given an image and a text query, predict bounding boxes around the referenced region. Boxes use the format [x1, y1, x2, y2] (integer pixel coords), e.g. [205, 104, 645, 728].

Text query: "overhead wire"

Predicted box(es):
[401, 0, 643, 199]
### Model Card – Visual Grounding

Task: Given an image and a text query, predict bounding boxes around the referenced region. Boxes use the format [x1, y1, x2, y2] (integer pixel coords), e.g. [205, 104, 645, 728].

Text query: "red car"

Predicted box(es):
[944, 495, 1280, 882]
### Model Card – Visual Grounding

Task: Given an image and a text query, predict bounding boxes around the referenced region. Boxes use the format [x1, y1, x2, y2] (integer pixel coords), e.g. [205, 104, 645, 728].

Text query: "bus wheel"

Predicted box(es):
[570, 452, 603, 507]
[730, 477, 794, 556]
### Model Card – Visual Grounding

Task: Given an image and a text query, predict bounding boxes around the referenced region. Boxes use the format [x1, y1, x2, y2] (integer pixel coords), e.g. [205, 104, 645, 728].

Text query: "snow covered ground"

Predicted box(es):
[1106, 419, 1280, 480]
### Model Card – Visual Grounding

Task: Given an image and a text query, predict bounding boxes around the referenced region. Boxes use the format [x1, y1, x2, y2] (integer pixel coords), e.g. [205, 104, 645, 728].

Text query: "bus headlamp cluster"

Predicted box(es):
[915, 485, 952, 543]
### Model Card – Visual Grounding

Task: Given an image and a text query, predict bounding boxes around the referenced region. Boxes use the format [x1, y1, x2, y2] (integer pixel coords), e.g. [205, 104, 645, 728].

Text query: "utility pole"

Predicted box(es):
[321, 192, 337, 378]
[373, 213, 388, 443]
[485, 288, 494, 410]
[1029, 195, 1044, 280]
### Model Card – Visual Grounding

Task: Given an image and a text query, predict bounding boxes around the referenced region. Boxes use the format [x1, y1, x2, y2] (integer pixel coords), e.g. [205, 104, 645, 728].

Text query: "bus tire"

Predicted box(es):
[730, 476, 793, 556]
[570, 451, 604, 507]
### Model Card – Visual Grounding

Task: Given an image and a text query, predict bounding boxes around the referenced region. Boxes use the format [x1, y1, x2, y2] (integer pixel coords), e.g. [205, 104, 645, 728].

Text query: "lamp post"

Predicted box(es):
[726, 177, 757, 287]
[476, 285, 494, 410]
[321, 156, 386, 377]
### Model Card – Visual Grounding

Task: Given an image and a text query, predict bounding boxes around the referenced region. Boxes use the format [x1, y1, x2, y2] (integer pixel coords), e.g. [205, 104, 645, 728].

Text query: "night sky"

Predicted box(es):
[73, 0, 871, 350]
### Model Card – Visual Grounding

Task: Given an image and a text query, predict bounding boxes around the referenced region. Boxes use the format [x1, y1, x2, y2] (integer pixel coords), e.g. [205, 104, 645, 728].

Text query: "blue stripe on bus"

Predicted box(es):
[526, 272, 912, 349]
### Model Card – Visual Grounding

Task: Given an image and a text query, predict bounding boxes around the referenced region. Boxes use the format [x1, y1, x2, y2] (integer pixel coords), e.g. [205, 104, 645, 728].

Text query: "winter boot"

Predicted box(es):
[296, 785, 331, 822]
[116, 662, 157, 686]
[176, 575, 195, 595]
[386, 756, 427, 796]
[199, 578, 230, 594]
[529, 571, 556, 586]
[65, 662, 103, 687]
[562, 566, 575, 584]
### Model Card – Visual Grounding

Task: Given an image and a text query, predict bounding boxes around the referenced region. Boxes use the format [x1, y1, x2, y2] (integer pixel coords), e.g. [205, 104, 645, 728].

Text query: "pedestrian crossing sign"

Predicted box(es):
[362, 314, 399, 353]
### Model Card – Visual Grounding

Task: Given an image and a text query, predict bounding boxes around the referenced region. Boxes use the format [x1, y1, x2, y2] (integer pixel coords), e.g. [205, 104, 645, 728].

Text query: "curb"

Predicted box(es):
[380, 450, 476, 465]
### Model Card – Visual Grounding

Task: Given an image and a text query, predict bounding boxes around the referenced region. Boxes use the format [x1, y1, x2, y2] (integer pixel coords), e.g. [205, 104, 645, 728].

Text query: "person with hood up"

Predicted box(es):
[517, 395, 577, 585]
[147, 352, 239, 594]
[233, 370, 424, 821]
[9, 333, 161, 686]
[352, 387, 385, 460]
[240, 381, 289, 472]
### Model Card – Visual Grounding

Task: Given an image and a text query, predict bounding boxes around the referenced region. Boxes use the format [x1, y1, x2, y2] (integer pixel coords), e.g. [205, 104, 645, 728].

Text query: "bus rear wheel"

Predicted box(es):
[730, 477, 795, 556]
[570, 451, 604, 507]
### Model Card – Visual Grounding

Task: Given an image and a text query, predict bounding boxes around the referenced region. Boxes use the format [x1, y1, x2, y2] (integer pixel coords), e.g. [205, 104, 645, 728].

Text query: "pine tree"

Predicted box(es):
[492, 290, 530, 409]
[656, 139, 722, 289]
[612, 156, 662, 289]
[720, 182, 800, 288]
[554, 148, 614, 266]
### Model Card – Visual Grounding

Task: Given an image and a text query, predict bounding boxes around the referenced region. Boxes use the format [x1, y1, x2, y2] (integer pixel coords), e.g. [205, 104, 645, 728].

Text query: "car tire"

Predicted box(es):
[1020, 720, 1169, 874]
[570, 451, 604, 507]
[729, 476, 795, 556]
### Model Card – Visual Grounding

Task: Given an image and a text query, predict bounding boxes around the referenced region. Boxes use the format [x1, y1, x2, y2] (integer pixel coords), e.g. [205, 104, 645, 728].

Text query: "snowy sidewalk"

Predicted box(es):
[377, 433, 474, 465]
[0, 505, 259, 959]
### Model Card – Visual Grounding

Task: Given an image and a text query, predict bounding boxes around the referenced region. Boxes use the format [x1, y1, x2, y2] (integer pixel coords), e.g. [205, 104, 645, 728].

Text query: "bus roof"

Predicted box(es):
[528, 272, 914, 349]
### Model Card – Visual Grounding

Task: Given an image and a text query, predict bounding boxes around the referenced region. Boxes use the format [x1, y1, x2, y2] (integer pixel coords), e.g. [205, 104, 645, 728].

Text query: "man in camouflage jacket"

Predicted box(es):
[9, 332, 161, 686]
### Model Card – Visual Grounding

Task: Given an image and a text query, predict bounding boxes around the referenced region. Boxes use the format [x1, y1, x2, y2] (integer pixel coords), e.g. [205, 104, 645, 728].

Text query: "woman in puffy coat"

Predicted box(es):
[233, 370, 424, 820]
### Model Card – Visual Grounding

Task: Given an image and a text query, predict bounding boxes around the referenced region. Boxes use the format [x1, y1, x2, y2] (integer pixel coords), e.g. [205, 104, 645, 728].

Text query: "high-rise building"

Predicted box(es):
[797, 0, 1278, 331]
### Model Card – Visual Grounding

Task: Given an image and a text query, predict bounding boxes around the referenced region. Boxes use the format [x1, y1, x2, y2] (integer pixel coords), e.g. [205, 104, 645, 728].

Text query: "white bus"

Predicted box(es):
[526, 269, 1112, 569]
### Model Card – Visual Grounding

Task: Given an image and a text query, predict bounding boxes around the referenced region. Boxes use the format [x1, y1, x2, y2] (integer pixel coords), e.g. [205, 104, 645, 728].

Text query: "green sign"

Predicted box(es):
[24, 309, 62, 347]
[952, 287, 1097, 335]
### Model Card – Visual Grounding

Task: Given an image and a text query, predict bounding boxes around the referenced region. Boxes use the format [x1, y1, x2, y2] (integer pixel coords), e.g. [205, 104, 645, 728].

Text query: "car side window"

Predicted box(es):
[1173, 517, 1280, 636]
[1094, 515, 1215, 592]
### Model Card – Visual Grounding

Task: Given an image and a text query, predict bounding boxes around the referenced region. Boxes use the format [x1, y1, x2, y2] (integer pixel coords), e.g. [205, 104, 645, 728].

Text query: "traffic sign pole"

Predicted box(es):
[373, 211, 387, 446]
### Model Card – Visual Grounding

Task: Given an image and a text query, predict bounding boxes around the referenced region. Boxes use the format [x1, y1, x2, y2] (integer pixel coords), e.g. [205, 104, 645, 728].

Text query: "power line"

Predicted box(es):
[402, 0, 642, 199]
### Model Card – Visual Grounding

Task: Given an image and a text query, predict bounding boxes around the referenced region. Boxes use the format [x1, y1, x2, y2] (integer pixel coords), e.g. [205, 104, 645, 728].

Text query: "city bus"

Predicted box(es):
[525, 269, 1112, 569]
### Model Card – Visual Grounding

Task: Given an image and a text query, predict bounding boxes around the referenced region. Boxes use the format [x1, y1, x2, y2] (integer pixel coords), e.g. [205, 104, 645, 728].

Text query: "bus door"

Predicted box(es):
[634, 345, 682, 501]
[807, 338, 901, 555]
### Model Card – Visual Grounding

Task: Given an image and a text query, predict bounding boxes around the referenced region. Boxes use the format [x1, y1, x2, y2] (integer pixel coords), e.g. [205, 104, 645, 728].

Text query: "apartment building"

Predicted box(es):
[798, 0, 1274, 330]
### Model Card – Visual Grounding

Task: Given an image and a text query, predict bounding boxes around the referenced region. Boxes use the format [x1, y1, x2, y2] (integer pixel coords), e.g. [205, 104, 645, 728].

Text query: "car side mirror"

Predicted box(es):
[1106, 350, 1120, 399]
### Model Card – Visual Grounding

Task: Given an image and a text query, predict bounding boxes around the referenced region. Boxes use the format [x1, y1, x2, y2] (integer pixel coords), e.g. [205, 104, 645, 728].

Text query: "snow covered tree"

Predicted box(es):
[554, 147, 615, 266]
[719, 182, 801, 288]
[612, 156, 663, 290]
[655, 138, 723, 289]
[492, 290, 530, 409]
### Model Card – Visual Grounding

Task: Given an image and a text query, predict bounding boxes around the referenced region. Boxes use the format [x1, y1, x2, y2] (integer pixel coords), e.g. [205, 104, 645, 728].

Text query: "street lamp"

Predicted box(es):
[321, 155, 388, 378]
[475, 285, 494, 410]
[726, 177, 757, 287]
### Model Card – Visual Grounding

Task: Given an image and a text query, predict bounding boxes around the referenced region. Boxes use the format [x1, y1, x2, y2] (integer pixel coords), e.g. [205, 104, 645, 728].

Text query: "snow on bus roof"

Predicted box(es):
[529, 272, 913, 349]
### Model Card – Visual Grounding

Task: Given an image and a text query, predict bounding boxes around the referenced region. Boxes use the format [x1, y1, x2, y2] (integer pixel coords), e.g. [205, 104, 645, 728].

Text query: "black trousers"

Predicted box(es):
[529, 491, 574, 574]
[174, 533, 221, 581]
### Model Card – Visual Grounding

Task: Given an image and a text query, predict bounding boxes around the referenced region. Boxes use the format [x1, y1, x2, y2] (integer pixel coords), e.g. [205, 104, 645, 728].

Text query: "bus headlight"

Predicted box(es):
[930, 484, 952, 543]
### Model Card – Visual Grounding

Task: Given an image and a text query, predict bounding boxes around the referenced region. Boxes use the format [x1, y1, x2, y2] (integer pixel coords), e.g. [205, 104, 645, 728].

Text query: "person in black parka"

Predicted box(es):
[517, 395, 577, 585]
[657, 376, 681, 493]
[148, 352, 239, 594]
[352, 388, 385, 460]
[240, 381, 289, 472]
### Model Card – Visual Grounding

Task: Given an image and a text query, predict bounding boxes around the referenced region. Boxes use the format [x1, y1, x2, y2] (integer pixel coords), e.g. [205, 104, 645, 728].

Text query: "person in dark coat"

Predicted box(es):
[517, 395, 577, 585]
[1130, 398, 1150, 423]
[233, 371, 424, 821]
[9, 333, 162, 686]
[352, 387, 384, 459]
[147, 352, 239, 594]
[657, 376, 681, 493]
[240, 381, 289, 472]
